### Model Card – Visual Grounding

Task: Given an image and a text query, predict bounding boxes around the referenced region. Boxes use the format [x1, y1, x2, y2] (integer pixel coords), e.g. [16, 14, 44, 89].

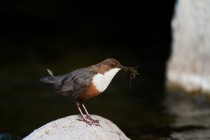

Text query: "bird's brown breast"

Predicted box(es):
[77, 83, 100, 101]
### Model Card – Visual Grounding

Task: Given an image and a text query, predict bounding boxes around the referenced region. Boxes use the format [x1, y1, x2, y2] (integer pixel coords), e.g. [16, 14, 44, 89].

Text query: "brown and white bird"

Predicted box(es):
[40, 58, 127, 125]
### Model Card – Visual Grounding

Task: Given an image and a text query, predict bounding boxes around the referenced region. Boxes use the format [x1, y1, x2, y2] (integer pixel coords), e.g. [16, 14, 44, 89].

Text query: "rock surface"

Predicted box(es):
[167, 0, 210, 94]
[23, 115, 130, 140]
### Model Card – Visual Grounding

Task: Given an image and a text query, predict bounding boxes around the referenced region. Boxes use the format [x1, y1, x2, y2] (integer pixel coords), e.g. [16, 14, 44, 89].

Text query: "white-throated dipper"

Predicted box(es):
[40, 58, 127, 125]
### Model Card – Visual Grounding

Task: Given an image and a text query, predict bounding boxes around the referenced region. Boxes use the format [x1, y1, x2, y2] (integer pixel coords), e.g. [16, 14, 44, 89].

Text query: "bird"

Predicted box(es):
[40, 58, 127, 125]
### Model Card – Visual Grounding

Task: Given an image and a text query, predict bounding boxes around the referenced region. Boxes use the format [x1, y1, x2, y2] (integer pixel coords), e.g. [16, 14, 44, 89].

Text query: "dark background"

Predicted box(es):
[0, 0, 175, 139]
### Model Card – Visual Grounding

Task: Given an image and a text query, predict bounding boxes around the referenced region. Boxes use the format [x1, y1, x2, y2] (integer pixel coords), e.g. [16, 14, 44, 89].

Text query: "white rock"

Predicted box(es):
[167, 0, 210, 94]
[23, 115, 130, 140]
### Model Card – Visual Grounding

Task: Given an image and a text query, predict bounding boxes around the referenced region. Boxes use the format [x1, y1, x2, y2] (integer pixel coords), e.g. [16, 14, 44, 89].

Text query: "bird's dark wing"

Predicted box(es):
[58, 68, 96, 99]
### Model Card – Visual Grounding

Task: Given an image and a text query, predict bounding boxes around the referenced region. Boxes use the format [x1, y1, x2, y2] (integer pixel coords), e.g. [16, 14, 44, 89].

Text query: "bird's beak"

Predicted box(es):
[121, 66, 127, 70]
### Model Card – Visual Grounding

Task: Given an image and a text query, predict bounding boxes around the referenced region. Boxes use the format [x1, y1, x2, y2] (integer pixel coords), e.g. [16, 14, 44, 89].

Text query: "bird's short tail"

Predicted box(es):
[40, 69, 57, 84]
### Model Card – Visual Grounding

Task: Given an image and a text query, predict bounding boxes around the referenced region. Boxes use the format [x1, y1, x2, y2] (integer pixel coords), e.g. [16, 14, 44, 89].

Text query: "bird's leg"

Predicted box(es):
[76, 102, 97, 125]
[81, 103, 90, 115]
[81, 103, 99, 124]
[76, 102, 91, 124]
[76, 102, 86, 120]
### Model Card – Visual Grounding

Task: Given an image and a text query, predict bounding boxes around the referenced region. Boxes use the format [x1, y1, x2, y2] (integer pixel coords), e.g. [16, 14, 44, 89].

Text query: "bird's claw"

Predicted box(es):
[77, 115, 100, 126]
[85, 115, 99, 123]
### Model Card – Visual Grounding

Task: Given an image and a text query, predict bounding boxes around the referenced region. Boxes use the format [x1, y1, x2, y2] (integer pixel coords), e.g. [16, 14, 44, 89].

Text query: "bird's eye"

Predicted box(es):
[111, 63, 116, 67]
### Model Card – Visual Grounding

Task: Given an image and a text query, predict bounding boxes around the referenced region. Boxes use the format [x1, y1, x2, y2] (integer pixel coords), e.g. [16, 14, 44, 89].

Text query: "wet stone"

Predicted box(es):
[23, 115, 130, 140]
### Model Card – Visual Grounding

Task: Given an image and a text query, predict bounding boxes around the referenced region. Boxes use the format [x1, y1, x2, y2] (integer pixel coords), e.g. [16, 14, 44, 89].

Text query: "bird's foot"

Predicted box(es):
[77, 117, 93, 125]
[77, 115, 100, 126]
[85, 115, 99, 124]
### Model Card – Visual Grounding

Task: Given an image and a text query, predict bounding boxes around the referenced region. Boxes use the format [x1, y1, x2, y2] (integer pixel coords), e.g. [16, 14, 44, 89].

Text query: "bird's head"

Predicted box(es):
[96, 58, 127, 73]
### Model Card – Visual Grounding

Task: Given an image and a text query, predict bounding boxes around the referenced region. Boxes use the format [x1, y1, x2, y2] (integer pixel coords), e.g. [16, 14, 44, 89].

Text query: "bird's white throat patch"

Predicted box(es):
[92, 68, 120, 92]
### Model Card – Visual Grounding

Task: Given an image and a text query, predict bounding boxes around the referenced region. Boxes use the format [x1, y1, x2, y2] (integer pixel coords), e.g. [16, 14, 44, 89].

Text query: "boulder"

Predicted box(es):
[23, 115, 130, 140]
[167, 0, 210, 94]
